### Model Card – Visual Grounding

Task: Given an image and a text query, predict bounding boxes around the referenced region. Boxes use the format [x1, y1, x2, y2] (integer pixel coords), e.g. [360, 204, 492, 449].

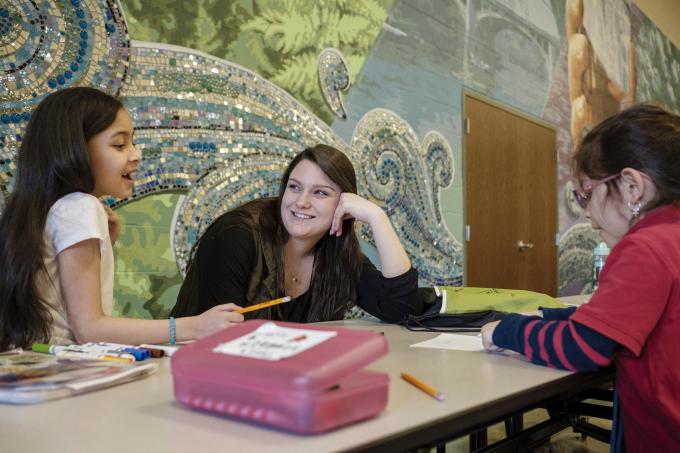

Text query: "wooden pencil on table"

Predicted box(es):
[401, 372, 445, 402]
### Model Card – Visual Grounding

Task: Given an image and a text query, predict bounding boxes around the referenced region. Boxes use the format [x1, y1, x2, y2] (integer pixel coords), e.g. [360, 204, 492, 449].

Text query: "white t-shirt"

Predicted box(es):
[38, 192, 114, 344]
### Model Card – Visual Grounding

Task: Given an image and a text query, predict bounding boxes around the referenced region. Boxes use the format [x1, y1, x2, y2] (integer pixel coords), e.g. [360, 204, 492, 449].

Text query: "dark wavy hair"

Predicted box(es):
[274, 144, 363, 321]
[573, 103, 680, 213]
[173, 144, 364, 321]
[0, 87, 123, 350]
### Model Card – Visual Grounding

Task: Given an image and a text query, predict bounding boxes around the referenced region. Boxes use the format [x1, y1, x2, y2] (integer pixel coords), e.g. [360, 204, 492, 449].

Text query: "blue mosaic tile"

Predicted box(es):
[1, 2, 462, 287]
[0, 0, 129, 192]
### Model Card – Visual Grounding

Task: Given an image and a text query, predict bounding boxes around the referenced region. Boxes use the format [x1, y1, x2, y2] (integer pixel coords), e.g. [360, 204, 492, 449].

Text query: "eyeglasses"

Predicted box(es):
[572, 174, 620, 209]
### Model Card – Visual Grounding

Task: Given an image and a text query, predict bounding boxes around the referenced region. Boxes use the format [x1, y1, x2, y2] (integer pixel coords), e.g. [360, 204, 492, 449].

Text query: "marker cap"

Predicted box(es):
[32, 343, 51, 354]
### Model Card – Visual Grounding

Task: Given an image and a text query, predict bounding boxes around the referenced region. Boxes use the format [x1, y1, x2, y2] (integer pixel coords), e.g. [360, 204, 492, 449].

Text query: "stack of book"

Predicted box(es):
[0, 349, 158, 404]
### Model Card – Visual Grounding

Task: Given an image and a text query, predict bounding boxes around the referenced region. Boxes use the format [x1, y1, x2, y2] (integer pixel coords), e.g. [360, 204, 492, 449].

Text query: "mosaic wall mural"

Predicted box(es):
[1, 0, 459, 318]
[351, 108, 462, 285]
[0, 0, 128, 189]
[2, 0, 680, 318]
[120, 0, 394, 125]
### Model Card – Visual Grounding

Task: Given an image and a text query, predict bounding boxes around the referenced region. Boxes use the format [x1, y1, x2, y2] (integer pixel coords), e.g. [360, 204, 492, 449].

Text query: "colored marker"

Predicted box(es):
[42, 342, 151, 361]
[80, 343, 151, 361]
[88, 345, 150, 361]
[32, 344, 135, 362]
[117, 347, 150, 361]
[137, 345, 166, 358]
[139, 344, 181, 357]
[236, 296, 292, 314]
[400, 372, 445, 402]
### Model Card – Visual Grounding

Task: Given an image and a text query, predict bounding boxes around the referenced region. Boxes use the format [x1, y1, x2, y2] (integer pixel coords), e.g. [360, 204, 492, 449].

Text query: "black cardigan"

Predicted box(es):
[172, 213, 422, 323]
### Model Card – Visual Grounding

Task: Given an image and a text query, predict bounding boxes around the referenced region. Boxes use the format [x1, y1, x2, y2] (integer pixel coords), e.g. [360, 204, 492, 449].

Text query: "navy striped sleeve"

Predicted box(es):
[492, 314, 618, 372]
[541, 306, 576, 320]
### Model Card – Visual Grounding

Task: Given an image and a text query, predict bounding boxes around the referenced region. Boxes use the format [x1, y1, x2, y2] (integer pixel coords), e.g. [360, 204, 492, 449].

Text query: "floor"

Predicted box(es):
[443, 408, 611, 452]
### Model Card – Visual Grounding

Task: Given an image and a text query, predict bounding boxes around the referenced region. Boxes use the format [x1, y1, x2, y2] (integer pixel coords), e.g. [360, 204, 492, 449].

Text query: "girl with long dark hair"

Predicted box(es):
[172, 144, 422, 323]
[0, 87, 243, 350]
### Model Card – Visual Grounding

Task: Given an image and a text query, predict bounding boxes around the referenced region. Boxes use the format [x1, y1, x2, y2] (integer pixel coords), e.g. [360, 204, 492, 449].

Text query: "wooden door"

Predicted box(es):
[464, 94, 557, 296]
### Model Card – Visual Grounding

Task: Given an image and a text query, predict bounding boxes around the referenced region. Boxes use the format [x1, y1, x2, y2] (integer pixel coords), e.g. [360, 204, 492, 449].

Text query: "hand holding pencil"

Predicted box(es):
[193, 303, 245, 338]
[236, 296, 292, 314]
[193, 297, 293, 339]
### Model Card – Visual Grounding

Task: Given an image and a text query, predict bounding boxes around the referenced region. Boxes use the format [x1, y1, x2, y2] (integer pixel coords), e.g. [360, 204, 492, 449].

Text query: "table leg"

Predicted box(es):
[469, 428, 488, 451]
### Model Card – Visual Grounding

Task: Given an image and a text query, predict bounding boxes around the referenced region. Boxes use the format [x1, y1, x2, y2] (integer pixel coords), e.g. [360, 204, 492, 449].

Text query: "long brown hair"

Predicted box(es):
[173, 144, 364, 321]
[275, 144, 363, 321]
[0, 87, 122, 350]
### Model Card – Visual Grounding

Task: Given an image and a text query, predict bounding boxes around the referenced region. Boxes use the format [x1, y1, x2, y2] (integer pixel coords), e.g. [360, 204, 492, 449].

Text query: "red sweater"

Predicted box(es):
[572, 204, 680, 450]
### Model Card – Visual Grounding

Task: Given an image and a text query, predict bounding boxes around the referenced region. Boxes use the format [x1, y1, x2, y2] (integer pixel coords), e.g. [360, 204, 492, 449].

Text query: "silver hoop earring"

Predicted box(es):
[627, 201, 642, 218]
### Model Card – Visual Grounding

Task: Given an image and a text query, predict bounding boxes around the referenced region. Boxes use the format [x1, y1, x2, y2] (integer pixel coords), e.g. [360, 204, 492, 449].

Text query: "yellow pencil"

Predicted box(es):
[236, 296, 292, 314]
[400, 372, 445, 402]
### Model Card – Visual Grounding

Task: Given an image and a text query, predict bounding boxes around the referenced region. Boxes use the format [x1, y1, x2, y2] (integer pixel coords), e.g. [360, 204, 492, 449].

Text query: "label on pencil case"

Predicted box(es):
[212, 322, 337, 361]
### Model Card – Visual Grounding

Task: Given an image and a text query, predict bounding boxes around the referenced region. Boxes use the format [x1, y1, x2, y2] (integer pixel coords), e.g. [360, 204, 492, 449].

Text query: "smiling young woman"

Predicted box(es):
[171, 144, 423, 324]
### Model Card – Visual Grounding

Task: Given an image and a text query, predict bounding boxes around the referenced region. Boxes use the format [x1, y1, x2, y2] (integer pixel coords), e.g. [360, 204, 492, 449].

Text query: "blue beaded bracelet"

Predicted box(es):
[169, 316, 176, 345]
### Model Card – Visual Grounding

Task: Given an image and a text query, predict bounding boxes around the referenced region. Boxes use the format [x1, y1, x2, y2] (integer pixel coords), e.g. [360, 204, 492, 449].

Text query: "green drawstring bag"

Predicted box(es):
[401, 287, 566, 332]
[436, 286, 565, 314]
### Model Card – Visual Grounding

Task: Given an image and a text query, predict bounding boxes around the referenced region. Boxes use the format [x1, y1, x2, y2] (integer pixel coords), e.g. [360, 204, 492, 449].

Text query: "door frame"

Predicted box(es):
[461, 89, 558, 292]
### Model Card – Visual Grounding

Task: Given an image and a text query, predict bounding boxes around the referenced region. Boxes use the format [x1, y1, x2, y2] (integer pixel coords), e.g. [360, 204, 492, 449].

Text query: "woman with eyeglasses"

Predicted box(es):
[481, 104, 680, 450]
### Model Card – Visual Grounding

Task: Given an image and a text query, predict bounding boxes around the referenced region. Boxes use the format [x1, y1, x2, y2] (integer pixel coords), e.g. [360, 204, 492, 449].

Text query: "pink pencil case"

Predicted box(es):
[171, 320, 389, 433]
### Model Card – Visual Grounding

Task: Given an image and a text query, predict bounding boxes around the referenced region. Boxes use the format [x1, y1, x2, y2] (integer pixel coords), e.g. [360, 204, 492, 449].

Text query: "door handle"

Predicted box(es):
[516, 240, 534, 252]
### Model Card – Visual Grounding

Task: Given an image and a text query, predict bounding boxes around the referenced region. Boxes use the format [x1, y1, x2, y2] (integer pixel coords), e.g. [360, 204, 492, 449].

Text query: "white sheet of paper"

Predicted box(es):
[410, 333, 484, 352]
[213, 322, 337, 361]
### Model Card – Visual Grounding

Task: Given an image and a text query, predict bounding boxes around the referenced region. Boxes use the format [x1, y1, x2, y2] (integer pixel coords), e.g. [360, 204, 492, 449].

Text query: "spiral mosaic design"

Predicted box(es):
[119, 42, 345, 272]
[422, 131, 454, 224]
[172, 144, 296, 274]
[317, 48, 350, 119]
[1, 4, 462, 303]
[121, 44, 460, 284]
[558, 222, 600, 295]
[352, 108, 462, 286]
[0, 0, 129, 193]
[564, 180, 583, 217]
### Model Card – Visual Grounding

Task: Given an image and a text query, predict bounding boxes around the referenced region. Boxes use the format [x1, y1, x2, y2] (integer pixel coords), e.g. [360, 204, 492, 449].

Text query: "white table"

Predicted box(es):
[0, 320, 611, 453]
